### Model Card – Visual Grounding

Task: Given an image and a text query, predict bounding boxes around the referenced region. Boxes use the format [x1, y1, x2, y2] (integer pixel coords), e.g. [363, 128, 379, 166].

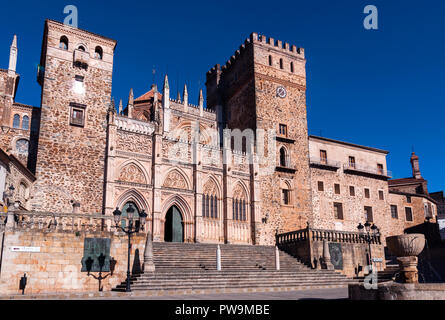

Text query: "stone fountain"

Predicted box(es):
[386, 234, 425, 283]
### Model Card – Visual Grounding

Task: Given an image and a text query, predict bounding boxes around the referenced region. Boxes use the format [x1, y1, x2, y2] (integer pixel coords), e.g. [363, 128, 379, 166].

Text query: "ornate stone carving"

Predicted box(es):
[203, 178, 218, 196]
[163, 170, 188, 189]
[118, 164, 146, 184]
[233, 183, 247, 200]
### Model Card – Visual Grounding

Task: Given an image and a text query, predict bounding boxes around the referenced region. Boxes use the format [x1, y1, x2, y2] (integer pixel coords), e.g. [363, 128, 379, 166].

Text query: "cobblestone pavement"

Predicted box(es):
[94, 287, 349, 300]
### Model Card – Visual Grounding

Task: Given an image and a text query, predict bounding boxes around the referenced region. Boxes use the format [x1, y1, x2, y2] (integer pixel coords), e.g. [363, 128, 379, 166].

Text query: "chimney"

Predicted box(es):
[410, 152, 422, 179]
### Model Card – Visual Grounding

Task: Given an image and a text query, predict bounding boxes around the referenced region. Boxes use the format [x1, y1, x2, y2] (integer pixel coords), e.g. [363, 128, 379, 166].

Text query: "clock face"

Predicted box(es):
[276, 86, 287, 98]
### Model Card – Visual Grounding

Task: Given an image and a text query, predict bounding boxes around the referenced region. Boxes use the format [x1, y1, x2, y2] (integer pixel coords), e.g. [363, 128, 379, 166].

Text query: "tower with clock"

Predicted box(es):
[206, 33, 312, 244]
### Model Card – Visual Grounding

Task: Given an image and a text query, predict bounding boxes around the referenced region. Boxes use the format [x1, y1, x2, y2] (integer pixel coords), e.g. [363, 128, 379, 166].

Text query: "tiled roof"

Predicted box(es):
[309, 135, 389, 154]
[388, 178, 425, 185]
[135, 89, 163, 103]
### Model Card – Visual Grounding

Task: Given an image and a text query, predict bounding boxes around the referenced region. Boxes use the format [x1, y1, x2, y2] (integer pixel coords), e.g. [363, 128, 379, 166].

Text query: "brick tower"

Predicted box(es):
[31, 20, 116, 213]
[206, 33, 312, 244]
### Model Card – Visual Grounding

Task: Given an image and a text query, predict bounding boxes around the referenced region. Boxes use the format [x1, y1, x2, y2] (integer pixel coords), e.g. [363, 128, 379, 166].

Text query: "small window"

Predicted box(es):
[364, 188, 370, 199]
[279, 147, 287, 167]
[320, 150, 327, 164]
[77, 45, 86, 52]
[59, 36, 68, 50]
[379, 190, 384, 200]
[268, 55, 273, 66]
[406, 196, 412, 203]
[349, 186, 355, 197]
[279, 58, 283, 69]
[377, 163, 384, 175]
[349, 156, 356, 168]
[70, 102, 86, 127]
[282, 189, 290, 205]
[334, 203, 344, 220]
[12, 114, 20, 128]
[21, 115, 29, 130]
[391, 205, 398, 219]
[94, 46, 103, 60]
[365, 206, 373, 222]
[279, 124, 287, 136]
[405, 207, 413, 222]
[318, 181, 324, 192]
[334, 184, 341, 195]
[290, 62, 294, 73]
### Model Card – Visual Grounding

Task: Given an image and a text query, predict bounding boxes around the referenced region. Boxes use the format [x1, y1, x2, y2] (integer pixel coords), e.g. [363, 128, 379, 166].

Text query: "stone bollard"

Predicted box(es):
[275, 246, 280, 271]
[397, 256, 419, 284]
[216, 245, 221, 271]
[322, 240, 334, 270]
[143, 231, 155, 273]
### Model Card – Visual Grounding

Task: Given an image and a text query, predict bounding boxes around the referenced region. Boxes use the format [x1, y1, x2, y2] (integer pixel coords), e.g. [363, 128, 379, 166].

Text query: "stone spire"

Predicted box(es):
[8, 35, 17, 74]
[118, 99, 123, 115]
[198, 88, 204, 116]
[162, 75, 170, 109]
[183, 84, 188, 108]
[177, 91, 181, 102]
[162, 75, 170, 132]
[198, 89, 204, 108]
[411, 152, 422, 179]
[127, 88, 134, 118]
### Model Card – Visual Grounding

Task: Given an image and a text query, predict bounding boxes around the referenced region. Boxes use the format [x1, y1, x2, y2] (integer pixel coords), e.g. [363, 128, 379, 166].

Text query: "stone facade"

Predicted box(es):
[30, 20, 116, 214]
[0, 19, 441, 294]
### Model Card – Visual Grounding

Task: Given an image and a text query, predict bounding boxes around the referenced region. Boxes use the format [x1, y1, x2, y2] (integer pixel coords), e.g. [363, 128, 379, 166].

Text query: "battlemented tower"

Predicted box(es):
[206, 33, 312, 244]
[31, 20, 117, 213]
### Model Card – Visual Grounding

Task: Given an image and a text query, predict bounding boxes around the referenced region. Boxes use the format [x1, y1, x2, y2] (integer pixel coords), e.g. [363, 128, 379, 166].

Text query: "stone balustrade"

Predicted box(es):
[115, 115, 155, 135]
[276, 226, 384, 277]
[276, 227, 381, 246]
[0, 210, 148, 234]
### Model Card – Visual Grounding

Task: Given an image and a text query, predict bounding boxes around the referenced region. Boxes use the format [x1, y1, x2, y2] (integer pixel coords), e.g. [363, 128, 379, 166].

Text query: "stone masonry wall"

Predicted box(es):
[0, 228, 146, 295]
[31, 21, 116, 214]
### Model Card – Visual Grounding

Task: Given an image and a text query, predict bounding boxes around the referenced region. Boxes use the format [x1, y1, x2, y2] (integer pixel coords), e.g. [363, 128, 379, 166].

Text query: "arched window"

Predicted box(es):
[203, 180, 219, 219]
[280, 147, 287, 167]
[290, 62, 294, 73]
[77, 45, 86, 52]
[22, 115, 29, 130]
[232, 184, 248, 222]
[94, 46, 103, 59]
[279, 58, 283, 69]
[12, 114, 20, 128]
[281, 181, 291, 205]
[59, 36, 68, 50]
[269, 55, 273, 66]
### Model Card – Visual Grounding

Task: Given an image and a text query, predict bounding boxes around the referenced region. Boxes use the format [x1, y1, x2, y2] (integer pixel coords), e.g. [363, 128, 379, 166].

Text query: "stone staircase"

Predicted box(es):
[113, 242, 357, 293]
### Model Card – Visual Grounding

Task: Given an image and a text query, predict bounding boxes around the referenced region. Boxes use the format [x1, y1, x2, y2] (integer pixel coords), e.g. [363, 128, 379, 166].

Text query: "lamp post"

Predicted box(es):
[112, 204, 147, 292]
[357, 222, 379, 271]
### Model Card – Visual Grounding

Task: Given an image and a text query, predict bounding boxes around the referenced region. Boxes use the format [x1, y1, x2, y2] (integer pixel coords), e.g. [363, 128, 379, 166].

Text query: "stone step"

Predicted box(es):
[114, 242, 354, 292]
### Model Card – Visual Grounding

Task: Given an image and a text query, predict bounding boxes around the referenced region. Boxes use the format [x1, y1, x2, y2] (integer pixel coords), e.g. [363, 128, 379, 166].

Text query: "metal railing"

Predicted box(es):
[309, 157, 341, 168]
[343, 163, 392, 178]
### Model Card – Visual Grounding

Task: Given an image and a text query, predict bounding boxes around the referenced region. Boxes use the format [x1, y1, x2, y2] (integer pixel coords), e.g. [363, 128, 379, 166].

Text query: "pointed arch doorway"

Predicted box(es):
[164, 205, 184, 242]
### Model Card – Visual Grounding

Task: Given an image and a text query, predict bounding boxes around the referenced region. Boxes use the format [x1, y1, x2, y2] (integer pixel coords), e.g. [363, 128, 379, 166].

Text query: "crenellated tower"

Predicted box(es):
[206, 33, 312, 244]
[31, 20, 117, 213]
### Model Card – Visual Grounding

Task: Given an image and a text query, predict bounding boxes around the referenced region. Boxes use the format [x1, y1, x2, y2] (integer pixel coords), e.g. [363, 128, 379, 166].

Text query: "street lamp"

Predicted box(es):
[357, 221, 380, 272]
[112, 204, 146, 292]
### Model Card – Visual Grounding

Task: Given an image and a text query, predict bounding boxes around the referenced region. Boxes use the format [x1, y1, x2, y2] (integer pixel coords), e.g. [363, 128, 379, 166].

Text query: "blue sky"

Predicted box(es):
[0, 0, 444, 192]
